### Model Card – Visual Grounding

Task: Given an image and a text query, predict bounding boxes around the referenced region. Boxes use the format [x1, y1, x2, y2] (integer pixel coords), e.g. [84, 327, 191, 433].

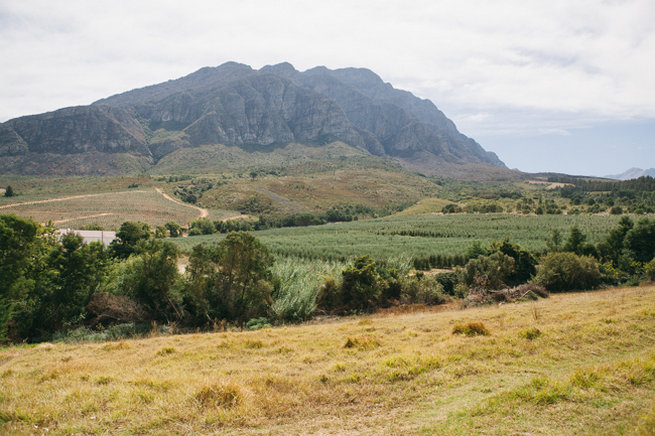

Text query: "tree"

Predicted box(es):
[185, 232, 274, 323]
[105, 239, 182, 322]
[155, 226, 166, 239]
[546, 229, 563, 253]
[624, 218, 655, 263]
[188, 218, 215, 236]
[165, 221, 181, 238]
[493, 239, 537, 285]
[36, 233, 109, 334]
[563, 226, 586, 254]
[0, 215, 42, 342]
[465, 241, 487, 260]
[110, 221, 152, 259]
[459, 252, 516, 290]
[4, 185, 14, 197]
[340, 255, 383, 311]
[597, 216, 633, 265]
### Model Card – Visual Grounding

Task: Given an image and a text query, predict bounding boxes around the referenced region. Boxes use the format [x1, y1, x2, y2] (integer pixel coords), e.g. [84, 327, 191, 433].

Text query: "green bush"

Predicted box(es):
[646, 258, 655, 282]
[246, 317, 272, 330]
[535, 252, 602, 292]
[188, 218, 215, 236]
[452, 322, 489, 336]
[341, 255, 382, 311]
[270, 258, 321, 322]
[520, 327, 542, 340]
[460, 252, 516, 290]
[399, 275, 445, 305]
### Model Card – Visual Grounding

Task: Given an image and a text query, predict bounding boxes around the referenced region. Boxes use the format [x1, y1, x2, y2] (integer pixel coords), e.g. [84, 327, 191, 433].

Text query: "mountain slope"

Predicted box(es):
[606, 167, 655, 180]
[0, 62, 510, 178]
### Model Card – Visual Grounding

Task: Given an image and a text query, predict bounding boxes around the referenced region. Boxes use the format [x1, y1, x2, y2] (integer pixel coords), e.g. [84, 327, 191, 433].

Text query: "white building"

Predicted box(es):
[55, 229, 117, 245]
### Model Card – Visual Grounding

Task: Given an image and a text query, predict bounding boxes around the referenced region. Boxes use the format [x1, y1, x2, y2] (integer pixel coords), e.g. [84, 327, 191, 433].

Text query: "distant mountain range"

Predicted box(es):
[605, 168, 655, 180]
[0, 62, 511, 178]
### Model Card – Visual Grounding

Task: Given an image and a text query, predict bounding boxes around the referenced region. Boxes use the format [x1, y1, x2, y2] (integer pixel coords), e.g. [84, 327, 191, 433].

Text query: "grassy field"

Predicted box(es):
[1, 285, 654, 434]
[173, 213, 626, 260]
[0, 189, 204, 229]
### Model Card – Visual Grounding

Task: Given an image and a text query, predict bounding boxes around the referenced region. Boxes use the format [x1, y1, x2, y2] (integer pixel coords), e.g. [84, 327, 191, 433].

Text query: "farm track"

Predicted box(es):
[0, 188, 212, 222]
[52, 212, 114, 225]
[154, 188, 208, 219]
[0, 190, 151, 209]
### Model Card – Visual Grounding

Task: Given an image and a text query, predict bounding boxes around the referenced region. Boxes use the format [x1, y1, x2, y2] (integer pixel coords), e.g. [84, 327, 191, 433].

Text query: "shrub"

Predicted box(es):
[520, 327, 542, 340]
[270, 258, 321, 322]
[535, 252, 602, 292]
[195, 383, 241, 408]
[343, 336, 380, 350]
[399, 275, 445, 305]
[188, 218, 215, 236]
[246, 317, 272, 330]
[465, 283, 548, 306]
[442, 203, 461, 214]
[460, 252, 516, 291]
[340, 255, 382, 312]
[452, 322, 489, 336]
[317, 276, 341, 313]
[434, 271, 458, 295]
[85, 292, 147, 328]
[646, 258, 655, 282]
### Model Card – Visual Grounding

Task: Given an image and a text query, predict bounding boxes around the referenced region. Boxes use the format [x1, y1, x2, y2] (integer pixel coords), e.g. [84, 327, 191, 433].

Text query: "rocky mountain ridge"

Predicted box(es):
[0, 62, 509, 178]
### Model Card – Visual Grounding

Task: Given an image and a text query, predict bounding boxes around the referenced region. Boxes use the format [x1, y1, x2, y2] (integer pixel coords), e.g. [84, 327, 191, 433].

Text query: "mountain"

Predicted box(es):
[605, 168, 655, 180]
[0, 62, 510, 178]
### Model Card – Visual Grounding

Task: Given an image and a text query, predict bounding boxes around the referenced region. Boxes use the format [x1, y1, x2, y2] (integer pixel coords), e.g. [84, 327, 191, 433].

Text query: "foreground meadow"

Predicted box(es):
[1, 286, 655, 435]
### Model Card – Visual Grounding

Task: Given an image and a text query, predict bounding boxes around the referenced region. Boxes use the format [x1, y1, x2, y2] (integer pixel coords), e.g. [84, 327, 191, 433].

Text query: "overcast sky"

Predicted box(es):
[1, 0, 653, 176]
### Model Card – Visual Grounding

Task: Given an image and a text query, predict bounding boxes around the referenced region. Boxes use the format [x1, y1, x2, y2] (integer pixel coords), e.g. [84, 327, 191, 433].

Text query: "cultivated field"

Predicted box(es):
[173, 213, 625, 261]
[1, 286, 654, 434]
[0, 189, 204, 229]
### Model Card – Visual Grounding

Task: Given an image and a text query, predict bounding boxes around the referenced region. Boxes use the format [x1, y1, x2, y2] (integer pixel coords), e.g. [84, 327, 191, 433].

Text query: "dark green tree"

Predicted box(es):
[340, 255, 383, 311]
[0, 215, 41, 342]
[563, 226, 586, 255]
[625, 218, 655, 263]
[118, 239, 183, 322]
[492, 239, 537, 285]
[185, 232, 274, 323]
[110, 221, 152, 258]
[188, 218, 215, 236]
[4, 185, 14, 197]
[165, 221, 181, 237]
[36, 233, 109, 334]
[546, 229, 563, 253]
[598, 216, 633, 264]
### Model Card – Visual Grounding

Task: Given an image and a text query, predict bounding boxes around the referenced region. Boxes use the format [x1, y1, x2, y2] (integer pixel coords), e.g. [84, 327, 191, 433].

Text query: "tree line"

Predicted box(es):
[2, 213, 654, 344]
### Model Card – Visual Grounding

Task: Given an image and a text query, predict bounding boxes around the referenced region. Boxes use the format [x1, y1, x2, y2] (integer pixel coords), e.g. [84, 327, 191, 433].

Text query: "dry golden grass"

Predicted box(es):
[2, 286, 655, 435]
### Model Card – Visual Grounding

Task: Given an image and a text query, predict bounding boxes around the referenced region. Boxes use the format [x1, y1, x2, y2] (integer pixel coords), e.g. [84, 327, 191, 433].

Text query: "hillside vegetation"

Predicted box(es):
[1, 286, 654, 434]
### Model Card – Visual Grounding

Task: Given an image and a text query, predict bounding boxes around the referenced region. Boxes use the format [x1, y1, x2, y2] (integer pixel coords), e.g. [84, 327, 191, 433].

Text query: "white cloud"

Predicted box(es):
[1, 0, 654, 140]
